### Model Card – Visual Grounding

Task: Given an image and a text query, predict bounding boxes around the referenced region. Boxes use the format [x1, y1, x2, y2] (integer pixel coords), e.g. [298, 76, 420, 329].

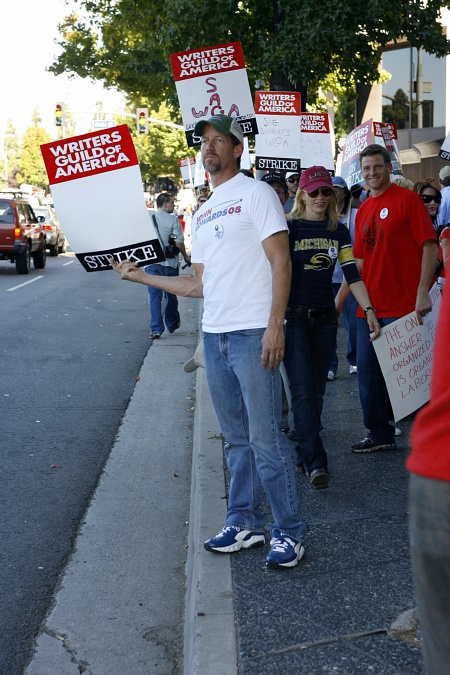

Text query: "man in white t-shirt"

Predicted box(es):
[112, 114, 306, 569]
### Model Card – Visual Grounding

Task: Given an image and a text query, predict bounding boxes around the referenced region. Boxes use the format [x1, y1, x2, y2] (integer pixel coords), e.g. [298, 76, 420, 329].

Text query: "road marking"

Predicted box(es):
[7, 276, 44, 291]
[62, 260, 76, 266]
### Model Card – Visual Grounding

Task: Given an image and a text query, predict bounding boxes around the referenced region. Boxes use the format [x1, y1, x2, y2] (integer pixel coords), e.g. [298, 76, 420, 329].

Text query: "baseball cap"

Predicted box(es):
[194, 114, 244, 143]
[439, 166, 450, 181]
[285, 171, 300, 181]
[299, 166, 333, 192]
[184, 339, 205, 373]
[260, 172, 288, 191]
[332, 176, 349, 190]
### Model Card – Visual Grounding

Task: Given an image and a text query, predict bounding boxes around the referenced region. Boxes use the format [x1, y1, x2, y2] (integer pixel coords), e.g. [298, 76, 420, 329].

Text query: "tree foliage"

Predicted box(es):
[50, 0, 450, 111]
[17, 123, 52, 189]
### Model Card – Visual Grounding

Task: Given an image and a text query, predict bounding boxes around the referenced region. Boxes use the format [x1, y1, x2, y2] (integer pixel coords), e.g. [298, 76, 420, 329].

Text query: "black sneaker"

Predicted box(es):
[169, 323, 181, 334]
[310, 468, 330, 490]
[150, 332, 161, 339]
[351, 437, 397, 453]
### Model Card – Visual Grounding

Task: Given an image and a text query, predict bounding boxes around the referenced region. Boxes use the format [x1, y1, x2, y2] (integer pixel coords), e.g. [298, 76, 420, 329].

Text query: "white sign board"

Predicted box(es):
[178, 156, 196, 185]
[299, 113, 334, 171]
[372, 283, 441, 421]
[439, 131, 450, 161]
[170, 42, 257, 147]
[41, 125, 164, 272]
[254, 91, 301, 172]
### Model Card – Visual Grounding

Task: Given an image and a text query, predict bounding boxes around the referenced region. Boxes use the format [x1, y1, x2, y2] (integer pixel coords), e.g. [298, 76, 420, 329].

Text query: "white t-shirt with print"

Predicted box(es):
[191, 172, 288, 333]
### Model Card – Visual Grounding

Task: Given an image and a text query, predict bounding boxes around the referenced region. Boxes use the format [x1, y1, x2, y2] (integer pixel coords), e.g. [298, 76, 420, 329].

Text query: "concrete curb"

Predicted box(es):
[183, 351, 238, 674]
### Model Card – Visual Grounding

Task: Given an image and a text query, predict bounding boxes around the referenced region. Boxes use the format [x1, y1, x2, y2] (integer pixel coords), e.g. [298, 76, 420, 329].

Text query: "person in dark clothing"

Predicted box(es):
[283, 166, 379, 490]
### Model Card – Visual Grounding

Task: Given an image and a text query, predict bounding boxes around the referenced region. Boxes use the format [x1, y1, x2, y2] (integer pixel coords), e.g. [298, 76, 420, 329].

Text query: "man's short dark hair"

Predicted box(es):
[156, 193, 173, 209]
[359, 144, 391, 166]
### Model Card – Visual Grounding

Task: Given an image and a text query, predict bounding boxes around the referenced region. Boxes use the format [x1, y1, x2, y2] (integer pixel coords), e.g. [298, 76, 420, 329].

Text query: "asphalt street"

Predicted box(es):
[24, 298, 425, 674]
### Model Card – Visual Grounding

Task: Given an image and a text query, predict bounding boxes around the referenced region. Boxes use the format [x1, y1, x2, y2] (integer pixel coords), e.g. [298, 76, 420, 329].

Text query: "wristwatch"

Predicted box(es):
[364, 306, 376, 314]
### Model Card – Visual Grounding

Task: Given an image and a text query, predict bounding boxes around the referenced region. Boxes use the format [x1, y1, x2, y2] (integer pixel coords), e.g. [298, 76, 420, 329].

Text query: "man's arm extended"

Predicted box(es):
[111, 259, 204, 298]
[261, 231, 291, 371]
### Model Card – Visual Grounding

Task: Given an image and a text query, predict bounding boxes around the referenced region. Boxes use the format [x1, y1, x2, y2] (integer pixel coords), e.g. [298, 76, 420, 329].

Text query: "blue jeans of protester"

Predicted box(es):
[203, 329, 306, 541]
[144, 264, 180, 334]
[356, 316, 397, 444]
[329, 284, 358, 374]
[409, 473, 450, 673]
[284, 311, 338, 473]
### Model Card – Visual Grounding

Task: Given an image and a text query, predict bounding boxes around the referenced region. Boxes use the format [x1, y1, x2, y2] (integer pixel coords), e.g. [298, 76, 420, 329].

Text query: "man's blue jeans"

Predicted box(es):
[203, 329, 306, 541]
[284, 313, 337, 472]
[409, 473, 450, 673]
[356, 317, 397, 444]
[144, 264, 180, 334]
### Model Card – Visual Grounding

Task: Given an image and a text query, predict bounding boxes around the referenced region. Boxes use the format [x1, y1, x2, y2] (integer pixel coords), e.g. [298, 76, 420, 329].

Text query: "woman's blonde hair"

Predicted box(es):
[289, 188, 340, 231]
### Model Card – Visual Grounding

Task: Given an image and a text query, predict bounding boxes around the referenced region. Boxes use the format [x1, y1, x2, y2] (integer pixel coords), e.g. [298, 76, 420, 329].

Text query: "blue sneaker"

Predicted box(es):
[266, 530, 305, 569]
[204, 525, 265, 553]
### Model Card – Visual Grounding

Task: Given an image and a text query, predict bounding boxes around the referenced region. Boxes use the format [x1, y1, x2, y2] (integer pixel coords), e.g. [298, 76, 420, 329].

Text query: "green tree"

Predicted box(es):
[132, 102, 189, 184]
[382, 88, 417, 129]
[17, 114, 52, 188]
[3, 118, 21, 187]
[50, 0, 450, 111]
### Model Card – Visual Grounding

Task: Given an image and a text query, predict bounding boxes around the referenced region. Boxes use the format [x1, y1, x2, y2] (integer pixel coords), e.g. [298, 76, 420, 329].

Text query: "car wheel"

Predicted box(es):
[59, 238, 66, 254]
[16, 247, 31, 274]
[33, 244, 47, 269]
[50, 241, 58, 257]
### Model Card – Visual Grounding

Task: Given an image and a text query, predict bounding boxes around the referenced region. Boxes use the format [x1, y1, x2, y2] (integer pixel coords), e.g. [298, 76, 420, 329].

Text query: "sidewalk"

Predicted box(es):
[187, 324, 425, 674]
[26, 310, 424, 674]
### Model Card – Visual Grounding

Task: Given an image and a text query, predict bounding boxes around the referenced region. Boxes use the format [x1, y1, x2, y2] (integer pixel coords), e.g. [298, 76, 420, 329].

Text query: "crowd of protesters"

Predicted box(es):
[114, 119, 449, 667]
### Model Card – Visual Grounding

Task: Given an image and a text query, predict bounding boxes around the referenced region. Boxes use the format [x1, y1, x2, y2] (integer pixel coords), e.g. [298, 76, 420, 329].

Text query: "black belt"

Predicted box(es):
[286, 306, 336, 319]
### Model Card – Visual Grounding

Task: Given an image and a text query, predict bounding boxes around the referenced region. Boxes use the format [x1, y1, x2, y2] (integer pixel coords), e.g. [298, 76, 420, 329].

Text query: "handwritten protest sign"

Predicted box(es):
[41, 125, 164, 272]
[299, 113, 334, 171]
[439, 130, 450, 161]
[339, 120, 372, 190]
[171, 42, 257, 147]
[372, 283, 441, 421]
[254, 91, 301, 172]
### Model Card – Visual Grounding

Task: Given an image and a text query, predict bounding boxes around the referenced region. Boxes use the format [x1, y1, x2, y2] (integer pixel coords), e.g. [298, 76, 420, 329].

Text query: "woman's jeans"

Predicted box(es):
[284, 311, 337, 473]
[144, 263, 180, 334]
[409, 473, 450, 673]
[203, 329, 306, 541]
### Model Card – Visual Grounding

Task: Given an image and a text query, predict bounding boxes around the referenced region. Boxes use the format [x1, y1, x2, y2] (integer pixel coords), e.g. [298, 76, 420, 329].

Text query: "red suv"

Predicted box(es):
[0, 194, 47, 274]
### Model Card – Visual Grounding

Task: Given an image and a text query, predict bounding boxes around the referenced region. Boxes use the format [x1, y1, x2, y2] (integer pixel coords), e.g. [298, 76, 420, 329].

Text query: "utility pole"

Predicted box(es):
[416, 48, 423, 129]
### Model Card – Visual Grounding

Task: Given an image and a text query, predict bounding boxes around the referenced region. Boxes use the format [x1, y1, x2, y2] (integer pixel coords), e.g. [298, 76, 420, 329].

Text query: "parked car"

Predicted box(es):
[33, 206, 66, 256]
[0, 193, 47, 274]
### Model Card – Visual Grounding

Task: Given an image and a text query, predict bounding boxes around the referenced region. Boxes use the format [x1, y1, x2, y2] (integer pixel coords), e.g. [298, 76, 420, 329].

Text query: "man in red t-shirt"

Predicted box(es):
[351, 144, 437, 453]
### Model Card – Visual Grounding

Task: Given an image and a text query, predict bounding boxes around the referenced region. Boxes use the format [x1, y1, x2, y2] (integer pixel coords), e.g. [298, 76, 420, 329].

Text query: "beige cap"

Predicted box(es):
[184, 339, 205, 373]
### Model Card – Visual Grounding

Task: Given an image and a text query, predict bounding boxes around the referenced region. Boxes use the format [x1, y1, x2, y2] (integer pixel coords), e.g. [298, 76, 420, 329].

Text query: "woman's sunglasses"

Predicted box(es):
[306, 187, 333, 198]
[421, 194, 441, 204]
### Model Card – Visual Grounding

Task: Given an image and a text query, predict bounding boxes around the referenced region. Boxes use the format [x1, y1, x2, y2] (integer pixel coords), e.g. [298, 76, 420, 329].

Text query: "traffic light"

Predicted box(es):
[55, 102, 64, 127]
[137, 107, 148, 134]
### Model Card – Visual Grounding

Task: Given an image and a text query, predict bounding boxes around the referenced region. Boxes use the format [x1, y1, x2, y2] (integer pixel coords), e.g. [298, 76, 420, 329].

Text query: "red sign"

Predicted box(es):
[300, 113, 330, 133]
[170, 42, 245, 82]
[41, 125, 138, 185]
[254, 92, 300, 116]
